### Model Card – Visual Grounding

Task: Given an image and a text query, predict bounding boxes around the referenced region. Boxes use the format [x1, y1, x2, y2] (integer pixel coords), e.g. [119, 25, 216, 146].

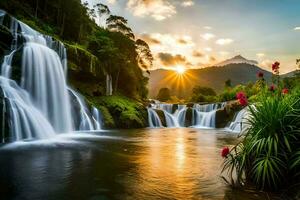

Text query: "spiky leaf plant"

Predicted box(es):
[222, 89, 300, 190]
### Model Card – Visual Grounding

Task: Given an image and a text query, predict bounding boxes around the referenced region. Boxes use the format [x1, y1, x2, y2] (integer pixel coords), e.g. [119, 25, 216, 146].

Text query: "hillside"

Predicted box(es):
[149, 63, 273, 98]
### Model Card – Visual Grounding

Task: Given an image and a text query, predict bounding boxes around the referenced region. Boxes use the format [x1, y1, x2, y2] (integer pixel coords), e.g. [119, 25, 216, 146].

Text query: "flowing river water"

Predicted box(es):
[0, 129, 275, 200]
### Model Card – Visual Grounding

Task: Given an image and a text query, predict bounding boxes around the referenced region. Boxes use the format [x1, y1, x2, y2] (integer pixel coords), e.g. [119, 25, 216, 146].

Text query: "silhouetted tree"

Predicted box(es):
[106, 15, 135, 39]
[136, 39, 153, 72]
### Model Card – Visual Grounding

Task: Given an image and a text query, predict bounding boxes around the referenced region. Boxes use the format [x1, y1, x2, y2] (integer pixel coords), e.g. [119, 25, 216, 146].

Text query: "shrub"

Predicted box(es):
[222, 89, 300, 190]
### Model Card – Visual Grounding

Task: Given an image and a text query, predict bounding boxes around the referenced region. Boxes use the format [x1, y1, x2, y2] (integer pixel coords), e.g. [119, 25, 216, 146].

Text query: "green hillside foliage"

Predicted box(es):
[0, 0, 150, 100]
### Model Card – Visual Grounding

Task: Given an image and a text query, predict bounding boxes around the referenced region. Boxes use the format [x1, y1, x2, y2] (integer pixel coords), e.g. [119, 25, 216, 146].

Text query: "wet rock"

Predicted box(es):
[155, 109, 166, 127]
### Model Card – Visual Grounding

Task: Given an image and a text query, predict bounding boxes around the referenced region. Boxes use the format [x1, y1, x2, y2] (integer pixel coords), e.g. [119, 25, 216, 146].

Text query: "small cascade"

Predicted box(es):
[226, 107, 249, 133]
[192, 103, 226, 128]
[92, 107, 102, 130]
[177, 105, 187, 127]
[106, 74, 113, 96]
[163, 110, 179, 127]
[68, 89, 95, 131]
[147, 108, 162, 128]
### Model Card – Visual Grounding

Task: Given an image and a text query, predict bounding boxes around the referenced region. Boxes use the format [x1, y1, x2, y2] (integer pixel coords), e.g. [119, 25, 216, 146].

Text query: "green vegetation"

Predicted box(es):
[88, 95, 148, 129]
[0, 0, 154, 129]
[190, 86, 217, 103]
[222, 64, 300, 192]
[0, 0, 151, 101]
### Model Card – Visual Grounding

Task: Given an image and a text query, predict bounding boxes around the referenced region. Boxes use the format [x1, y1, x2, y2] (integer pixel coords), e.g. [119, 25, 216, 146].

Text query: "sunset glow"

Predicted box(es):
[175, 66, 186, 75]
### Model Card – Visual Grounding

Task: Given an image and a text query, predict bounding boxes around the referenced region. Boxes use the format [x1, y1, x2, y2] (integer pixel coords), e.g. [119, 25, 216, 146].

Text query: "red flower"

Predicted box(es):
[238, 97, 248, 106]
[221, 147, 230, 158]
[272, 61, 280, 73]
[282, 88, 289, 94]
[236, 91, 248, 106]
[257, 71, 264, 78]
[269, 85, 276, 92]
[236, 91, 246, 100]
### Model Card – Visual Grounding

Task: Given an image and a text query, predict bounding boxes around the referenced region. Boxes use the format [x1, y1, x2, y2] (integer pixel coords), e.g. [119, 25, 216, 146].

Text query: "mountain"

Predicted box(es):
[149, 62, 272, 99]
[281, 70, 298, 78]
[215, 55, 258, 67]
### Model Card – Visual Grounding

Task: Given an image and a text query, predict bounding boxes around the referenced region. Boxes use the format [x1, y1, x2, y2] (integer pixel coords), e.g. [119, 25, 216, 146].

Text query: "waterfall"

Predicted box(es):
[192, 103, 226, 128]
[0, 11, 103, 142]
[106, 74, 113, 96]
[226, 107, 249, 133]
[147, 101, 226, 128]
[92, 107, 102, 130]
[147, 108, 162, 128]
[68, 89, 95, 131]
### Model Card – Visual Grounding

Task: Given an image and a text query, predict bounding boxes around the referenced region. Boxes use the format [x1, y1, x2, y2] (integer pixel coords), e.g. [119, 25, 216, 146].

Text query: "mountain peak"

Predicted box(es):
[215, 55, 258, 67]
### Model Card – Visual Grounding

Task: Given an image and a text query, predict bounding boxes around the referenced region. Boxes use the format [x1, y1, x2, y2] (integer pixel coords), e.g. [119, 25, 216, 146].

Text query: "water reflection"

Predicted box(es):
[0, 129, 273, 200]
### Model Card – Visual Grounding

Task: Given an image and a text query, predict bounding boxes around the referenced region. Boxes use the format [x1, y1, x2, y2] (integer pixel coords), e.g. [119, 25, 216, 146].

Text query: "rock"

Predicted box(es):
[155, 109, 166, 127]
[215, 100, 244, 128]
[185, 107, 193, 127]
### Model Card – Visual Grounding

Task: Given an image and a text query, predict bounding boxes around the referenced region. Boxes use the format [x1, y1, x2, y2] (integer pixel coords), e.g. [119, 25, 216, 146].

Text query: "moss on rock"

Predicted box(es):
[87, 95, 148, 129]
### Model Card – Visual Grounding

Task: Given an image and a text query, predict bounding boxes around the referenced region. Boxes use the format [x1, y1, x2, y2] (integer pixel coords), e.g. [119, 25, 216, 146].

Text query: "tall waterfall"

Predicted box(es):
[0, 11, 103, 142]
[148, 102, 224, 128]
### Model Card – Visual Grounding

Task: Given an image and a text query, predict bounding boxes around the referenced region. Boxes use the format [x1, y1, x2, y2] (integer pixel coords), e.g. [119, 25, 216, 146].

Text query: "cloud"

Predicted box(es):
[106, 0, 116, 4]
[209, 56, 216, 62]
[294, 27, 300, 31]
[201, 33, 215, 40]
[260, 59, 273, 69]
[192, 50, 204, 57]
[216, 38, 233, 45]
[157, 52, 187, 66]
[204, 47, 212, 52]
[181, 0, 194, 7]
[127, 0, 176, 21]
[144, 33, 195, 48]
[204, 26, 212, 30]
[140, 34, 161, 45]
[256, 53, 265, 58]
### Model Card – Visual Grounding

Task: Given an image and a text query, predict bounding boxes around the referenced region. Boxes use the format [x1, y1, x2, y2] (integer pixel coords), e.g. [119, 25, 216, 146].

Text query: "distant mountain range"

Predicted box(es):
[148, 55, 273, 99]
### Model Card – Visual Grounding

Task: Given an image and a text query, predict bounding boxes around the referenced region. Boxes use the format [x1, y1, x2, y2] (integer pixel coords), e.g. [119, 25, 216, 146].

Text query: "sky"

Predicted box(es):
[87, 0, 300, 73]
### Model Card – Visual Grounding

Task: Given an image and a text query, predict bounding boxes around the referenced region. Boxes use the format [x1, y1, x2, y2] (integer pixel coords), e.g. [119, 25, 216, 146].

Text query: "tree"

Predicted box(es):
[106, 15, 135, 40]
[192, 86, 216, 96]
[93, 3, 110, 26]
[157, 88, 171, 102]
[225, 79, 232, 88]
[135, 39, 153, 72]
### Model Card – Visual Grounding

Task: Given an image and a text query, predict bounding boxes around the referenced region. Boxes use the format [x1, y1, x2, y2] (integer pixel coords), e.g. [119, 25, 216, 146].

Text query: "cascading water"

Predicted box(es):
[147, 101, 226, 128]
[0, 11, 103, 142]
[226, 107, 249, 133]
[147, 107, 163, 128]
[192, 103, 226, 128]
[92, 107, 102, 130]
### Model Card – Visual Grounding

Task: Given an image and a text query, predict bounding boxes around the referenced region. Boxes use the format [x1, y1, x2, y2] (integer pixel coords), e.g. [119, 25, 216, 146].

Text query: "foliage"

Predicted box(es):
[190, 86, 217, 103]
[0, 0, 151, 100]
[93, 95, 148, 128]
[222, 88, 300, 190]
[156, 88, 171, 102]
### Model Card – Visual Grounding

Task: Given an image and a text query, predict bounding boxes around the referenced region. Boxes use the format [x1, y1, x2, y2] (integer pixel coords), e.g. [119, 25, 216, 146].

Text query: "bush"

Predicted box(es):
[222, 89, 300, 190]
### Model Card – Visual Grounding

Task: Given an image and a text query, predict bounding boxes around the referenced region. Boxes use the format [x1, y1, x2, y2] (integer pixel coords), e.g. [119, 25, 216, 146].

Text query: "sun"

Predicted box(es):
[175, 66, 186, 75]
